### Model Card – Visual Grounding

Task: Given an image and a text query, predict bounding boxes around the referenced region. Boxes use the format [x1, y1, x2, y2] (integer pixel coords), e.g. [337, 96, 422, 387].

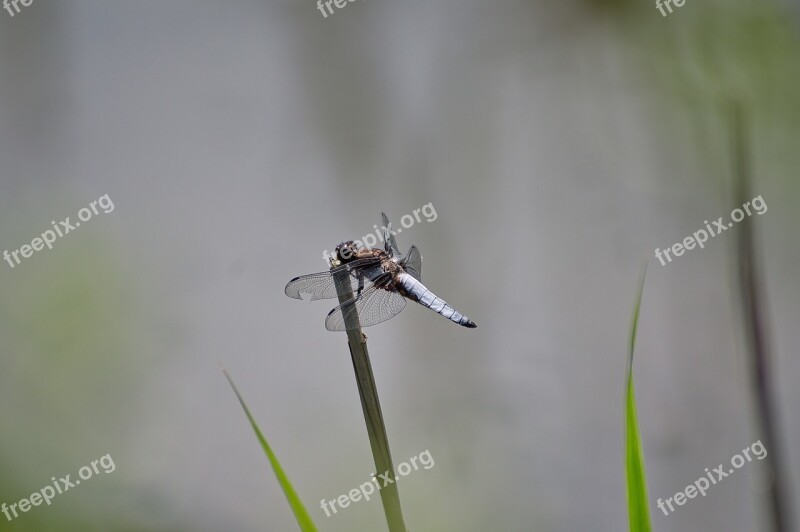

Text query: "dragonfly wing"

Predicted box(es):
[381, 212, 402, 257]
[285, 257, 380, 301]
[285, 271, 341, 301]
[401, 245, 422, 280]
[325, 284, 407, 331]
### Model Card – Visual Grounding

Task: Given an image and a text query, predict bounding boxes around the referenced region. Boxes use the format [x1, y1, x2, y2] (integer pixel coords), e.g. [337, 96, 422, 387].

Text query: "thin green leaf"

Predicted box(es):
[626, 264, 653, 532]
[223, 369, 319, 532]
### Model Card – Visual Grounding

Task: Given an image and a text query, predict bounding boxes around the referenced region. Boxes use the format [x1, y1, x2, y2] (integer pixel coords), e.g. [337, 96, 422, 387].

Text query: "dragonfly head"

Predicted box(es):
[334, 241, 359, 263]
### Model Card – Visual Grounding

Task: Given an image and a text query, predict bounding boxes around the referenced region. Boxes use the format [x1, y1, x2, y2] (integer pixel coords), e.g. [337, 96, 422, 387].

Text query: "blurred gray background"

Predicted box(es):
[1, 1, 798, 530]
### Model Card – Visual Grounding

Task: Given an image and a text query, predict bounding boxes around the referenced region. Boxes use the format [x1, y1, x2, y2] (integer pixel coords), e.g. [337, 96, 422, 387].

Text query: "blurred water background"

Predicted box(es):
[0, 1, 799, 530]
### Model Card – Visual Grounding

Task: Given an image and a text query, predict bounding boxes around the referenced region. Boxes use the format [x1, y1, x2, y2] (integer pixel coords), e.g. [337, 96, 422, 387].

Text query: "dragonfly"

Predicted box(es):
[285, 213, 477, 331]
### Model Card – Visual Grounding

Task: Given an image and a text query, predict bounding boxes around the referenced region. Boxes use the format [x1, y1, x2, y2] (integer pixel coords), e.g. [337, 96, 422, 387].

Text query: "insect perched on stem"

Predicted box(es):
[285, 213, 476, 331]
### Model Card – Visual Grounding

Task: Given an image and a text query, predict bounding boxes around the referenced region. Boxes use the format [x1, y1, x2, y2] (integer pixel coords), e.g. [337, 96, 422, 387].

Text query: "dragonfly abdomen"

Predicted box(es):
[397, 273, 476, 328]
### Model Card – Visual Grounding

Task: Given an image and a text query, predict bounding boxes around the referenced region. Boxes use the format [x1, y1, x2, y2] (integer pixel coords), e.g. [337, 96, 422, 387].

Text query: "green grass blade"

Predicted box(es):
[223, 369, 319, 532]
[626, 264, 653, 532]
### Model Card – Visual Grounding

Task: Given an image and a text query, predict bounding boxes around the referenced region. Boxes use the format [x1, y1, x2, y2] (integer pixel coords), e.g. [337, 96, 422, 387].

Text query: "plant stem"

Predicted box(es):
[729, 99, 793, 532]
[332, 266, 407, 532]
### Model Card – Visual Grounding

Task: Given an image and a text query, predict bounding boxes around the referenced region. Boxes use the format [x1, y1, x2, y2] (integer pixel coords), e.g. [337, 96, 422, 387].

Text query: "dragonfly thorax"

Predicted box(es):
[335, 240, 386, 264]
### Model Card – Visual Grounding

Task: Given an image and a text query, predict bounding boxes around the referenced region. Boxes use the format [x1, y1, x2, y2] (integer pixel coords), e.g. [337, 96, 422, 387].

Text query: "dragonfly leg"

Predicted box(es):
[356, 274, 365, 298]
[372, 272, 394, 290]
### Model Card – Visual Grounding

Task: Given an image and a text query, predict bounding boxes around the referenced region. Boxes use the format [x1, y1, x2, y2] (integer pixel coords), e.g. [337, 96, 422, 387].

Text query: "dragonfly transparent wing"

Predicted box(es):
[401, 245, 422, 280]
[285, 257, 379, 301]
[381, 212, 402, 257]
[325, 284, 407, 331]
